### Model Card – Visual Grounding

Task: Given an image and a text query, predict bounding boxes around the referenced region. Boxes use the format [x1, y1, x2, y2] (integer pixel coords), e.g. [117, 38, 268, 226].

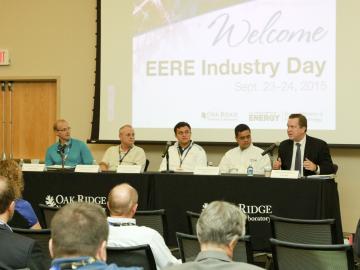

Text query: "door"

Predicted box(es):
[0, 80, 57, 160]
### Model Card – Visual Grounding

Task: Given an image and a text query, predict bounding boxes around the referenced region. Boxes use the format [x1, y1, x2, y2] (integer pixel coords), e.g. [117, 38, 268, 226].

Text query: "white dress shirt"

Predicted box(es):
[219, 144, 271, 174]
[107, 217, 181, 270]
[159, 141, 207, 172]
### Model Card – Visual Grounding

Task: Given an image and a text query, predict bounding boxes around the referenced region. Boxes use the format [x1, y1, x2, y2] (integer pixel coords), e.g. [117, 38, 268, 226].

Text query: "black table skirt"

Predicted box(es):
[22, 171, 343, 250]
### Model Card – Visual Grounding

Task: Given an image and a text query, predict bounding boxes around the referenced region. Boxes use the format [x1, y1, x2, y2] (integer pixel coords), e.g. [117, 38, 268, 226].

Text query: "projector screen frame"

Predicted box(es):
[90, 0, 360, 148]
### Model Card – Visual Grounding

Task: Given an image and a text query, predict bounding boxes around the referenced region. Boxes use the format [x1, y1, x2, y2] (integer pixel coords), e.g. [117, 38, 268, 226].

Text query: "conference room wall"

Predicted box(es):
[1, 0, 359, 236]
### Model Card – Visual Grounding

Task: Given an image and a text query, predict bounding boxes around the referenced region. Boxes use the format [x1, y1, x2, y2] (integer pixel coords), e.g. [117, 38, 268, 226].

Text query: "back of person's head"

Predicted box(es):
[196, 201, 246, 246]
[107, 183, 138, 217]
[0, 159, 23, 199]
[173, 121, 191, 134]
[234, 124, 251, 137]
[0, 176, 15, 215]
[50, 202, 108, 258]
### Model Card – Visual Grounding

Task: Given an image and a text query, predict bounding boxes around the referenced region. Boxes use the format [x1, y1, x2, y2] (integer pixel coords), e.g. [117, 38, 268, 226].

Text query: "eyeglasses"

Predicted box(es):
[57, 127, 71, 132]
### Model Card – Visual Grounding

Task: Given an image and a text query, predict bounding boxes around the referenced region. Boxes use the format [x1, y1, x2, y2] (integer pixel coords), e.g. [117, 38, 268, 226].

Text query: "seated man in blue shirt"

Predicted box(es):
[49, 202, 140, 270]
[45, 119, 93, 167]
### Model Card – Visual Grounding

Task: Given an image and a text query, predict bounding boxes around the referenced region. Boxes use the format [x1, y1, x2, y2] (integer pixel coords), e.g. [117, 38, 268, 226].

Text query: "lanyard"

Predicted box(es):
[50, 257, 96, 270]
[108, 221, 136, 227]
[119, 146, 132, 164]
[58, 141, 71, 161]
[177, 142, 193, 167]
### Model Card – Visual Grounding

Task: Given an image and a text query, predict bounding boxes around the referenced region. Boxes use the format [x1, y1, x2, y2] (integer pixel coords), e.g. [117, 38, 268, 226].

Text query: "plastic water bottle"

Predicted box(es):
[247, 163, 254, 176]
[19, 158, 24, 168]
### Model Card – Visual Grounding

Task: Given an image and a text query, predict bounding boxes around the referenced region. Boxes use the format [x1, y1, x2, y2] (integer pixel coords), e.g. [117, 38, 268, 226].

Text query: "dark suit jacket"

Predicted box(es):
[0, 224, 46, 270]
[278, 135, 334, 176]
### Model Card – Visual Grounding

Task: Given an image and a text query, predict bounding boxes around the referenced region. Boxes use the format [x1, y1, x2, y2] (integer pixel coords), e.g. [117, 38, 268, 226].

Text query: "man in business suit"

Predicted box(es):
[273, 113, 335, 177]
[0, 176, 46, 270]
[165, 201, 264, 270]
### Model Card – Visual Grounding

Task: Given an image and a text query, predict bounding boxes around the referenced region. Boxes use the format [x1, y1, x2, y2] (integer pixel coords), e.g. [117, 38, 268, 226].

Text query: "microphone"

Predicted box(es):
[161, 141, 172, 158]
[57, 144, 66, 154]
[261, 142, 279, 156]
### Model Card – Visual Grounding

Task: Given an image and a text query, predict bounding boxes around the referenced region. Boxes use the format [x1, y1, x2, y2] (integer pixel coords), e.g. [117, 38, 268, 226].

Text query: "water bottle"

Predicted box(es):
[19, 158, 24, 168]
[247, 162, 254, 176]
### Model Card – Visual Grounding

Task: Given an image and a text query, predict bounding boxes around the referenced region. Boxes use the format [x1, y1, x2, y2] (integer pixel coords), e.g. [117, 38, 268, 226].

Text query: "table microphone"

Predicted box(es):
[261, 142, 279, 156]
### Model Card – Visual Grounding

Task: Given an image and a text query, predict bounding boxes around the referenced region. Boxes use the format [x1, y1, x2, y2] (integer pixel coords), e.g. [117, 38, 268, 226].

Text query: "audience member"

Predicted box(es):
[49, 202, 139, 270]
[219, 124, 271, 174]
[0, 176, 46, 270]
[107, 183, 180, 269]
[273, 113, 334, 176]
[45, 119, 94, 167]
[159, 122, 207, 172]
[100, 124, 146, 171]
[165, 201, 264, 270]
[0, 159, 41, 229]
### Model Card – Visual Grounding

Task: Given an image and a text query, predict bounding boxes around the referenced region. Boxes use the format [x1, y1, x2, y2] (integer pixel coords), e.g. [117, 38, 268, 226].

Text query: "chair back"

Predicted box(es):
[176, 232, 254, 264]
[270, 215, 337, 244]
[107, 244, 156, 270]
[354, 218, 360, 259]
[333, 163, 339, 174]
[144, 159, 150, 172]
[135, 209, 168, 243]
[233, 235, 254, 264]
[270, 238, 354, 270]
[7, 210, 30, 229]
[38, 204, 60, 228]
[12, 227, 52, 268]
[186, 211, 200, 235]
[176, 232, 200, 262]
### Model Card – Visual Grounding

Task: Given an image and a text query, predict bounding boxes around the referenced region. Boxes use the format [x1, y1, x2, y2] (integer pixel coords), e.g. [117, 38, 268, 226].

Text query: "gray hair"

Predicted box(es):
[196, 201, 246, 245]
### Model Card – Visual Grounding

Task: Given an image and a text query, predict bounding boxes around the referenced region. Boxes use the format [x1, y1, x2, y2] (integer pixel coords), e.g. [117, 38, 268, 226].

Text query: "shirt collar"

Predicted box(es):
[239, 143, 253, 152]
[195, 250, 232, 263]
[58, 138, 72, 146]
[107, 217, 136, 226]
[0, 220, 13, 232]
[293, 135, 306, 146]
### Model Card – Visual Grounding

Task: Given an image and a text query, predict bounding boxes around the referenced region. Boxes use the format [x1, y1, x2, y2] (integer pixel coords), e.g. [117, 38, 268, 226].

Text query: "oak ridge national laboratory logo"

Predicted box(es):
[45, 195, 58, 207]
[202, 202, 272, 223]
[44, 194, 107, 207]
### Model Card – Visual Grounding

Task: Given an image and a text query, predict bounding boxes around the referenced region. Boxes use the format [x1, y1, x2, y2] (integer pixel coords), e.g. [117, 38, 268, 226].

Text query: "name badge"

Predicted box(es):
[75, 165, 100, 173]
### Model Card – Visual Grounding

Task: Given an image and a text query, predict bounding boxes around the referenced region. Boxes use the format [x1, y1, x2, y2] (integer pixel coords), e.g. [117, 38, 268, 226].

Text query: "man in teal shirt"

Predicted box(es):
[45, 119, 93, 167]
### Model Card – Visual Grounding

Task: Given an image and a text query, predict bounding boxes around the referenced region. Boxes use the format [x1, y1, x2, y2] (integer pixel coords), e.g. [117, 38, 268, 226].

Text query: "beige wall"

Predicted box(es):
[1, 0, 359, 234]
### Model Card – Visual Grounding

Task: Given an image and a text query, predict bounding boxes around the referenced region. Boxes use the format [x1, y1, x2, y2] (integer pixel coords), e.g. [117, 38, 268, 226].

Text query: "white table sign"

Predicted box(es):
[270, 170, 299, 179]
[194, 166, 220, 175]
[116, 165, 142, 174]
[75, 165, 100, 173]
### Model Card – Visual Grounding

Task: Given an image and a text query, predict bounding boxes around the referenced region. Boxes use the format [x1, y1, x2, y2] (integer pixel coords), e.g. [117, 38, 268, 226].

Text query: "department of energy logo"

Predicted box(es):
[44, 194, 107, 207]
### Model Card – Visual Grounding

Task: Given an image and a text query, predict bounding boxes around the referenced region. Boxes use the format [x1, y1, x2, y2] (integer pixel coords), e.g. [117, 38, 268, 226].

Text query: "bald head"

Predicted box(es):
[107, 183, 138, 217]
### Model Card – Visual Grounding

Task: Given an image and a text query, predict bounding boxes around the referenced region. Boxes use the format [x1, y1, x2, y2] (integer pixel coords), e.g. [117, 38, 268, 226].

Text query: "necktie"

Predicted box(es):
[294, 143, 301, 172]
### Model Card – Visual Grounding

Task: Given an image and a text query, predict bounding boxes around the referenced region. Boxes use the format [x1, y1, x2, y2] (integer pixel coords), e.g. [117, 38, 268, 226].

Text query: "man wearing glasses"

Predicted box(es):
[219, 124, 271, 174]
[45, 119, 93, 167]
[99, 124, 146, 171]
[159, 121, 207, 172]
